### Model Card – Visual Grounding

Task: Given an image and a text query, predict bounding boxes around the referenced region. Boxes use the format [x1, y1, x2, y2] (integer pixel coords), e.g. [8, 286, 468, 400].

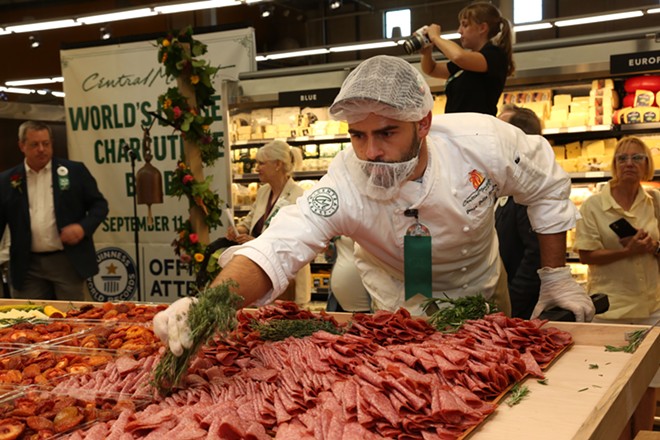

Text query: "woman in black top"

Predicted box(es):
[420, 2, 514, 116]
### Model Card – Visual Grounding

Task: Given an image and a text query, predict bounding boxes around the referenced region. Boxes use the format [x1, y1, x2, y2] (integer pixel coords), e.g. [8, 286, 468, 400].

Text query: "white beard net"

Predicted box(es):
[345, 142, 421, 201]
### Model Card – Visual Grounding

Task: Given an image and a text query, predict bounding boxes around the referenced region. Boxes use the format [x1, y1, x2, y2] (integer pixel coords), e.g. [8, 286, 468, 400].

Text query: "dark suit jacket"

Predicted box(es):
[495, 197, 541, 319]
[0, 158, 109, 290]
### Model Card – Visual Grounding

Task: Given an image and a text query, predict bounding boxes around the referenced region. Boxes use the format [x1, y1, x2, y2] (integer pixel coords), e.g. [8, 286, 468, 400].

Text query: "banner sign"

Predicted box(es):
[610, 50, 660, 75]
[61, 28, 256, 303]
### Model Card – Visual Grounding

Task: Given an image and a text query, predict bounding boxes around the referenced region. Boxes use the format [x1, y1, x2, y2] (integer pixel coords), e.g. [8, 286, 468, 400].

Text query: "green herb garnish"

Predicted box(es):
[537, 379, 548, 385]
[151, 281, 242, 395]
[605, 329, 647, 353]
[424, 294, 497, 332]
[578, 387, 589, 392]
[589, 364, 599, 369]
[506, 384, 530, 407]
[250, 318, 343, 341]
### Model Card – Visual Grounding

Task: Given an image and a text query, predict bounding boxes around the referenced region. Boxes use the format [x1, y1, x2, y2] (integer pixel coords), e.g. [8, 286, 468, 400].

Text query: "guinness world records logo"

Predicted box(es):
[86, 247, 137, 302]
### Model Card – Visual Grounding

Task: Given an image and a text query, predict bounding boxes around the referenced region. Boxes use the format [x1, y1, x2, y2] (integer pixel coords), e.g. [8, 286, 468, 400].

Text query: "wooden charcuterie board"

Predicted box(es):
[468, 322, 660, 440]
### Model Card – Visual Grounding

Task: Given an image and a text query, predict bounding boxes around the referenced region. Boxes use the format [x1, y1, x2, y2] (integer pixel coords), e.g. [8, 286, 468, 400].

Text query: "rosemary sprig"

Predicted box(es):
[605, 329, 647, 353]
[423, 294, 497, 332]
[151, 281, 242, 395]
[250, 318, 343, 341]
[506, 384, 530, 407]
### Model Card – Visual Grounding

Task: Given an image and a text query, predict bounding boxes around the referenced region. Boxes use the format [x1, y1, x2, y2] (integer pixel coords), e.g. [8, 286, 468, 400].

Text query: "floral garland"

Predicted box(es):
[156, 28, 225, 277]
[157, 87, 221, 166]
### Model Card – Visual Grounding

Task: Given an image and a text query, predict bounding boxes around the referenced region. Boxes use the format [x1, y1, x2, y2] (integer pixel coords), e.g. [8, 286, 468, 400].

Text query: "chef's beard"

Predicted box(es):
[347, 136, 422, 201]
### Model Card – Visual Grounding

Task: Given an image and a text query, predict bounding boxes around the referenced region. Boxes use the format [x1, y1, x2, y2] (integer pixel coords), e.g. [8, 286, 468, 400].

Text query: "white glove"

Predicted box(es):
[531, 266, 595, 322]
[153, 297, 197, 356]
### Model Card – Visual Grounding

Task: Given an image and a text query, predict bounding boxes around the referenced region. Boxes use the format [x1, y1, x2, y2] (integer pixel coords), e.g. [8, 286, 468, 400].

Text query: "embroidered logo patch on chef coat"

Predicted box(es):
[308, 187, 339, 217]
[462, 169, 498, 215]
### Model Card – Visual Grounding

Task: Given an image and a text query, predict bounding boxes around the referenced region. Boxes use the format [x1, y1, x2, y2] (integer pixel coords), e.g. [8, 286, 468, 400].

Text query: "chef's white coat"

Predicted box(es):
[219, 113, 578, 311]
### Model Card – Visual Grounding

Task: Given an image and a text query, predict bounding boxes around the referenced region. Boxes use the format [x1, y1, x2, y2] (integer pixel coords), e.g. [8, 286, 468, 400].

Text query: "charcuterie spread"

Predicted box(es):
[0, 300, 575, 439]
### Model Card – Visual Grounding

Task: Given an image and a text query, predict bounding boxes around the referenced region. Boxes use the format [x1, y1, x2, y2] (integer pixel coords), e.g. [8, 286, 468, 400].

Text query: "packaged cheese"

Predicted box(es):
[552, 146, 566, 160]
[582, 140, 605, 157]
[619, 107, 660, 124]
[565, 141, 581, 159]
[592, 79, 614, 90]
[272, 107, 300, 127]
[634, 89, 655, 107]
[553, 94, 572, 108]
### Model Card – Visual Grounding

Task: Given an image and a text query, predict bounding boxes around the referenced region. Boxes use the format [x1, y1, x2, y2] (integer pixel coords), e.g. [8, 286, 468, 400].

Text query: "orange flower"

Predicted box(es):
[194, 253, 204, 263]
[190, 75, 200, 85]
[161, 53, 168, 63]
[162, 39, 171, 47]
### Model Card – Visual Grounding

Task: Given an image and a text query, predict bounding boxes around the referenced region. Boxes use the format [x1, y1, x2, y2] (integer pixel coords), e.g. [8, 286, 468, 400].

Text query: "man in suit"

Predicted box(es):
[0, 120, 108, 301]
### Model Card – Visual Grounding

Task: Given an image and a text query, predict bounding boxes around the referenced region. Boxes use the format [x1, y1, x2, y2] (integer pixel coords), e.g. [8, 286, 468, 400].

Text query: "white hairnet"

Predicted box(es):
[329, 55, 433, 124]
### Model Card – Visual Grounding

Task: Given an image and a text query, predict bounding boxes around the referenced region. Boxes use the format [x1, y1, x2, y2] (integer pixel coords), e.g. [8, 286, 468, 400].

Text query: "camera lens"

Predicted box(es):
[402, 34, 425, 55]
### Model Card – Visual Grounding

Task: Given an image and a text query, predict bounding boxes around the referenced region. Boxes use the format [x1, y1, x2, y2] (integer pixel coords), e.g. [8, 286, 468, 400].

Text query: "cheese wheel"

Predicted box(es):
[624, 75, 660, 93]
[623, 94, 635, 108]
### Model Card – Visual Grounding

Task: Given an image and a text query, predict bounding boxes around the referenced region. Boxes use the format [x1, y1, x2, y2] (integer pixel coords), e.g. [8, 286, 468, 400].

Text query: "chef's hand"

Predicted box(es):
[532, 266, 595, 322]
[153, 297, 197, 356]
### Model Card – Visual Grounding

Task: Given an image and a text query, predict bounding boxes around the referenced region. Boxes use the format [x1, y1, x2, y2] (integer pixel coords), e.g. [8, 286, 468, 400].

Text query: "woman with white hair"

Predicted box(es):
[226, 140, 311, 305]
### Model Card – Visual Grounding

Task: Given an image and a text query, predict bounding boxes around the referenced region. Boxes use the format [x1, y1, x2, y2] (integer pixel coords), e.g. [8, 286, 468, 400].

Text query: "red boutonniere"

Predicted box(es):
[10, 174, 22, 193]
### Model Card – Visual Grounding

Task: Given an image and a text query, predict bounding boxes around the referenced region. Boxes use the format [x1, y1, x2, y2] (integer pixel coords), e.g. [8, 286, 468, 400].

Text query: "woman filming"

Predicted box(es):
[420, 1, 514, 116]
[226, 140, 311, 305]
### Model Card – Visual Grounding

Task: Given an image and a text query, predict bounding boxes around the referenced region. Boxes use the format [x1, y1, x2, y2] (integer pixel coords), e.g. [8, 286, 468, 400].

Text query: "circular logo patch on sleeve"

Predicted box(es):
[308, 187, 339, 217]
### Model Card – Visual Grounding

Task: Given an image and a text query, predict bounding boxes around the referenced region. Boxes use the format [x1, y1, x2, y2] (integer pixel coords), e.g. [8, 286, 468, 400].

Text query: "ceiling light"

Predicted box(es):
[260, 5, 274, 17]
[329, 41, 397, 52]
[554, 10, 643, 27]
[77, 8, 156, 25]
[100, 26, 112, 40]
[29, 34, 40, 49]
[154, 0, 239, 14]
[6, 19, 79, 33]
[5, 77, 63, 86]
[648, 8, 660, 14]
[265, 48, 330, 60]
[514, 22, 553, 32]
[0, 86, 33, 95]
[0, 28, 9, 36]
[329, 0, 342, 10]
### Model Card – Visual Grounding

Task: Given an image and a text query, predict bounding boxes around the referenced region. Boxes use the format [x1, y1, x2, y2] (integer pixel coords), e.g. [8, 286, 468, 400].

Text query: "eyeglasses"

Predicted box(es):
[615, 154, 647, 164]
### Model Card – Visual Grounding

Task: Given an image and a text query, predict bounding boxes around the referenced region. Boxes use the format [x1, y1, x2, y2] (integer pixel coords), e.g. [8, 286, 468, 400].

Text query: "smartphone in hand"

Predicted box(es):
[609, 218, 637, 238]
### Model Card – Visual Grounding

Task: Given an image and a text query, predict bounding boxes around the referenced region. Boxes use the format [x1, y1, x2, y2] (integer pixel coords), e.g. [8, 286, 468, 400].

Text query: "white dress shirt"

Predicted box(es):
[26, 161, 63, 253]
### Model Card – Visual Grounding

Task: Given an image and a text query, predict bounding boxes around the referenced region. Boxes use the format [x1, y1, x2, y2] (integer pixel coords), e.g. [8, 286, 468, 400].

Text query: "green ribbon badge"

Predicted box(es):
[57, 166, 69, 190]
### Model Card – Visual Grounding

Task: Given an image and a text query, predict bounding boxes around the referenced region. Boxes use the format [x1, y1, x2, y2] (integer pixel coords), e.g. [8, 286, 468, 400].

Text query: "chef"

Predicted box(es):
[154, 55, 594, 356]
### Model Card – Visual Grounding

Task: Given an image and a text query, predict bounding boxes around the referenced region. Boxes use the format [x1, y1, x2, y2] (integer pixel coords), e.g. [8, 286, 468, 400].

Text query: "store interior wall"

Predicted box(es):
[0, 0, 659, 93]
[0, 0, 658, 172]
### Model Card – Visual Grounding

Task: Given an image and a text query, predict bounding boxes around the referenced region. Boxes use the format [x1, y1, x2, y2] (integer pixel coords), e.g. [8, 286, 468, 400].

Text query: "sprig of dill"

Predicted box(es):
[250, 318, 343, 341]
[151, 281, 242, 395]
[423, 294, 497, 332]
[506, 384, 530, 407]
[605, 329, 647, 353]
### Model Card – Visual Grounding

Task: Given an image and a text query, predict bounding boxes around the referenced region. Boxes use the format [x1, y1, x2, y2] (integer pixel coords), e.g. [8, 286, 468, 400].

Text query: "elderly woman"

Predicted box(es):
[574, 136, 660, 439]
[227, 140, 311, 305]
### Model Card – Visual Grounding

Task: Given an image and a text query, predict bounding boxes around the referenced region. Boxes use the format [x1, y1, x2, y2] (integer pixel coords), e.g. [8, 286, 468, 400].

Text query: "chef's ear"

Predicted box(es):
[417, 112, 432, 137]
